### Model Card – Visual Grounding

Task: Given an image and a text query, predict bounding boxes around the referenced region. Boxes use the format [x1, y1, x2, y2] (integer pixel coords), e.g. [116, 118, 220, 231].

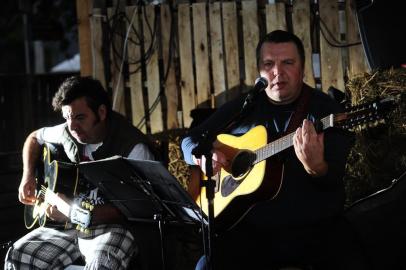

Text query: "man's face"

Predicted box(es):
[258, 41, 304, 104]
[61, 97, 106, 144]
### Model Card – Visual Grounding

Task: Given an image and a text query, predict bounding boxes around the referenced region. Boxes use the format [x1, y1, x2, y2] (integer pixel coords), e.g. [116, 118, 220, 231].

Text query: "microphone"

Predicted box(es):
[246, 77, 268, 102]
[253, 76, 268, 94]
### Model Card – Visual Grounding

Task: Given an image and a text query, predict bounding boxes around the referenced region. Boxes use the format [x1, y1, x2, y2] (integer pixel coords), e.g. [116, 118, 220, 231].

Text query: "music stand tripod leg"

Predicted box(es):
[154, 214, 167, 270]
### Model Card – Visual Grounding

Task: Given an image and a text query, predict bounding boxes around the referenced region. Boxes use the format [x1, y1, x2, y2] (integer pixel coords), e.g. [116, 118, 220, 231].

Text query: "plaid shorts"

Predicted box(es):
[5, 224, 136, 270]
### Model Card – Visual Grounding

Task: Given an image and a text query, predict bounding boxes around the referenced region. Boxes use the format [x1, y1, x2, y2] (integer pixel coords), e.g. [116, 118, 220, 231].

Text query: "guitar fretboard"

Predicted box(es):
[253, 114, 334, 164]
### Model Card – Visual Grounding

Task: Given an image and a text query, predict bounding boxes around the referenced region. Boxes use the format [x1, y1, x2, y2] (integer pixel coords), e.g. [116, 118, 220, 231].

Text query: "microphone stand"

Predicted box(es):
[192, 79, 267, 270]
[192, 133, 216, 270]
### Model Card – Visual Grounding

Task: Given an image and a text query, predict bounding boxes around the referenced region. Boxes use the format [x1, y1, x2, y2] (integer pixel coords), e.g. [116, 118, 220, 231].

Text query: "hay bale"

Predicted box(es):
[344, 68, 406, 206]
[152, 129, 191, 190]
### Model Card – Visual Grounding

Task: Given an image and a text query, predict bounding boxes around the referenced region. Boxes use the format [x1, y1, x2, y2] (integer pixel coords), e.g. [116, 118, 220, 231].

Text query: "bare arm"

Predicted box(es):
[18, 130, 42, 205]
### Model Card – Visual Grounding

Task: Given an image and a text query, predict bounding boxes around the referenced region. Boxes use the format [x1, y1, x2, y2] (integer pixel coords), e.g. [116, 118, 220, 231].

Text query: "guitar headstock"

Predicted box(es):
[334, 96, 399, 130]
[70, 201, 94, 233]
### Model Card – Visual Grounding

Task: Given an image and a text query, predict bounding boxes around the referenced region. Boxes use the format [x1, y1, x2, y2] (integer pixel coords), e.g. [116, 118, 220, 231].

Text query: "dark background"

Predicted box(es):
[0, 0, 405, 268]
[0, 0, 79, 259]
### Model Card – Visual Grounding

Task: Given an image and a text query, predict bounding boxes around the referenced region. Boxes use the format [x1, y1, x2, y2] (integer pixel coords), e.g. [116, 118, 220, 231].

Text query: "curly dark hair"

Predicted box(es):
[52, 76, 112, 117]
[256, 30, 305, 70]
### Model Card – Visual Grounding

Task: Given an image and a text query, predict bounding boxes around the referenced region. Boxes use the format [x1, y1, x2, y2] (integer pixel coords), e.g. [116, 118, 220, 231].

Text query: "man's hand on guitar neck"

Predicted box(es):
[293, 119, 328, 177]
[46, 193, 71, 223]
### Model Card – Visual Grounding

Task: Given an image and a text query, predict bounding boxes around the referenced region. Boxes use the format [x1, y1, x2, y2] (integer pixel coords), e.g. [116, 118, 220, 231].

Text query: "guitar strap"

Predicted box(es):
[284, 83, 313, 134]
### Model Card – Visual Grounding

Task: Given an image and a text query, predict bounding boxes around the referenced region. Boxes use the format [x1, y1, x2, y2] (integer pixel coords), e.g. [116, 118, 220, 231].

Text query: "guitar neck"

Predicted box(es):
[43, 187, 71, 218]
[254, 114, 333, 163]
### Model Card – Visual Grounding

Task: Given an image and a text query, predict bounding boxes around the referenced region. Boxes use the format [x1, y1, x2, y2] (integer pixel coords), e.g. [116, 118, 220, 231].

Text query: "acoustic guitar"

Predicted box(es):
[197, 96, 399, 231]
[24, 144, 92, 231]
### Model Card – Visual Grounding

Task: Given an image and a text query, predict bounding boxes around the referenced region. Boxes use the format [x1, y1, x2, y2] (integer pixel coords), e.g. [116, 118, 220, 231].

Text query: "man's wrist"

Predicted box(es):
[306, 161, 328, 177]
[192, 155, 200, 166]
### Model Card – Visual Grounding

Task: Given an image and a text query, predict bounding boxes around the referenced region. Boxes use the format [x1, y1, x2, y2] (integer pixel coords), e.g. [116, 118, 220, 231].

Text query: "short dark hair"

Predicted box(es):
[52, 76, 112, 117]
[256, 30, 305, 70]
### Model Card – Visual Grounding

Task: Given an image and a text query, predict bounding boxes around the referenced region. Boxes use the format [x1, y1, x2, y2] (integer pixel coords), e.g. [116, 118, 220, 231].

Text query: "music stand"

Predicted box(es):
[78, 156, 207, 269]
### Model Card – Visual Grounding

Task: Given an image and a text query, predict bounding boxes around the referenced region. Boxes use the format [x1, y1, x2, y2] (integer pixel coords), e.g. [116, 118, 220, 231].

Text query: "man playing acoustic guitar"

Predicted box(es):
[5, 76, 157, 269]
[182, 30, 367, 269]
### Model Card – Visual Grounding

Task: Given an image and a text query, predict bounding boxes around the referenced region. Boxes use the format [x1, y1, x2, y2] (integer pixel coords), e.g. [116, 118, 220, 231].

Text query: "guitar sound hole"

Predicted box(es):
[231, 150, 256, 178]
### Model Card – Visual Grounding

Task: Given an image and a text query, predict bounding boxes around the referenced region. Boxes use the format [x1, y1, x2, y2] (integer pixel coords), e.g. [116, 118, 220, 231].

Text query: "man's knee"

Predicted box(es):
[4, 246, 16, 270]
[87, 248, 136, 270]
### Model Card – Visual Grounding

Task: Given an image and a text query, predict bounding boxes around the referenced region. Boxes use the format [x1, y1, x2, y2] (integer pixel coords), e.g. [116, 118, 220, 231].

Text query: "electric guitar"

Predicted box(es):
[197, 96, 399, 231]
[24, 144, 93, 231]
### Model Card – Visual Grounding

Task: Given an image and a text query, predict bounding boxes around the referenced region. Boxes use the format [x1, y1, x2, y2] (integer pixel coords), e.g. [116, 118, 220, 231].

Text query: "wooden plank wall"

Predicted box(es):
[89, 0, 369, 134]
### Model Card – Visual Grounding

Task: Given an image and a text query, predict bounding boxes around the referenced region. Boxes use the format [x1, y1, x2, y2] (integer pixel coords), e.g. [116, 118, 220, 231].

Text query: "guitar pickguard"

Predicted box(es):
[221, 175, 241, 197]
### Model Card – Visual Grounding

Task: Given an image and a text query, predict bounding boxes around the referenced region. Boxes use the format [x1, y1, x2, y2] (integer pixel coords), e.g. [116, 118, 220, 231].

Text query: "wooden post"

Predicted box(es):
[126, 6, 146, 133]
[76, 0, 93, 76]
[161, 4, 179, 129]
[266, 2, 287, 32]
[178, 4, 195, 128]
[241, 0, 260, 87]
[346, 0, 369, 78]
[292, 0, 315, 87]
[193, 3, 211, 107]
[319, 0, 345, 92]
[90, 8, 106, 88]
[210, 2, 226, 107]
[108, 1, 127, 115]
[222, 2, 240, 97]
[143, 5, 163, 133]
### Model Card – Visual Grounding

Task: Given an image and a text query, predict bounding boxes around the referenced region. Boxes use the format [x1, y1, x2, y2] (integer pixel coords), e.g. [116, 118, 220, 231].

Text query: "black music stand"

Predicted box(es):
[78, 156, 207, 269]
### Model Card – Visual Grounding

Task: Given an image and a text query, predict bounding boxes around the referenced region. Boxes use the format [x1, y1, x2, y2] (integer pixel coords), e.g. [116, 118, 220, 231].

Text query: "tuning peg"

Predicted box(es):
[77, 225, 90, 234]
[86, 202, 93, 210]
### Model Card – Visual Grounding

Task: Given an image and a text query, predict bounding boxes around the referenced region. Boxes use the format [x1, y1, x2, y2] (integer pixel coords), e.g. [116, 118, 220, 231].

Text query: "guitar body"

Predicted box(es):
[198, 125, 283, 231]
[24, 144, 78, 229]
